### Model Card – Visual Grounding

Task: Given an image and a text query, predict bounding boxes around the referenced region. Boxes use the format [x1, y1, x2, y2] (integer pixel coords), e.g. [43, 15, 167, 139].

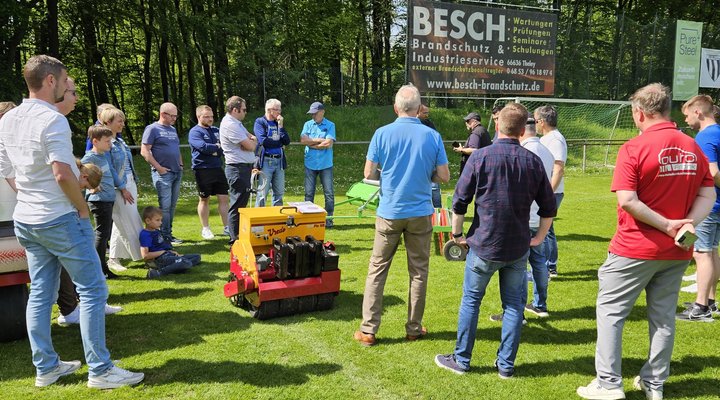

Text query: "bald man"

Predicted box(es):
[141, 102, 184, 244]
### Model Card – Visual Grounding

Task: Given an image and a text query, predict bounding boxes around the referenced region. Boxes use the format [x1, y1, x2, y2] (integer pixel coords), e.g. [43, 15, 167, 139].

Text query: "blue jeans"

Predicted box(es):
[14, 212, 112, 376]
[256, 158, 285, 207]
[431, 182, 441, 208]
[522, 228, 549, 310]
[151, 169, 183, 240]
[154, 252, 201, 276]
[225, 163, 252, 242]
[454, 248, 528, 374]
[546, 192, 564, 271]
[304, 167, 334, 216]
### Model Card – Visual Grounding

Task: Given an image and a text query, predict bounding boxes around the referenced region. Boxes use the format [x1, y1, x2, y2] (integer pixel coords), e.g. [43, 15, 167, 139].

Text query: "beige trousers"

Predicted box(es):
[360, 215, 432, 336]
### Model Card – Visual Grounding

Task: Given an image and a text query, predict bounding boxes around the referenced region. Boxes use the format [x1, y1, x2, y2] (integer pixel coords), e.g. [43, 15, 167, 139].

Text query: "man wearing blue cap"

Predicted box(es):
[300, 101, 336, 227]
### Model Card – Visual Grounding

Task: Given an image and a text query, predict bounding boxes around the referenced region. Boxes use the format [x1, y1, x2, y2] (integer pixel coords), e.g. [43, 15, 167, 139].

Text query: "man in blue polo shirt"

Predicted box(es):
[353, 84, 450, 347]
[141, 102, 184, 244]
[188, 105, 229, 240]
[254, 98, 291, 207]
[300, 101, 336, 227]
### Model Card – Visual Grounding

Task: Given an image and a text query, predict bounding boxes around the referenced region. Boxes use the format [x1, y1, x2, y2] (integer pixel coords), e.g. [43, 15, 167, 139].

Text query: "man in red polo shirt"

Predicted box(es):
[577, 83, 715, 400]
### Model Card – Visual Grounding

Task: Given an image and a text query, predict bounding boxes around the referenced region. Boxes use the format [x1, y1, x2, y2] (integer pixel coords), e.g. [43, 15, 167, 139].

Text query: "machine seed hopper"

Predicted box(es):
[223, 205, 340, 319]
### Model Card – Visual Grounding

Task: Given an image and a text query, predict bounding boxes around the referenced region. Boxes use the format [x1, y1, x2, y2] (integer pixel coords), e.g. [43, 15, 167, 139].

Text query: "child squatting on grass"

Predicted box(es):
[140, 206, 201, 279]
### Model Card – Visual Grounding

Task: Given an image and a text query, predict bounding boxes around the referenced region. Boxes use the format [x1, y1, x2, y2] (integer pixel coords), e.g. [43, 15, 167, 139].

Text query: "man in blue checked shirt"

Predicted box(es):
[434, 102, 556, 379]
[300, 102, 336, 227]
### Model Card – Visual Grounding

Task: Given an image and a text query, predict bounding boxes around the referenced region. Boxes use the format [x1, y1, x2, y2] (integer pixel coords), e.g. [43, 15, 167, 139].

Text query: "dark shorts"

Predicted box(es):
[193, 168, 229, 198]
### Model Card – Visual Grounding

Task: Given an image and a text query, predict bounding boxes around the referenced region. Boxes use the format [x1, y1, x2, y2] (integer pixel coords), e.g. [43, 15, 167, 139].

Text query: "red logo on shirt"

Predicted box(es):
[657, 147, 698, 176]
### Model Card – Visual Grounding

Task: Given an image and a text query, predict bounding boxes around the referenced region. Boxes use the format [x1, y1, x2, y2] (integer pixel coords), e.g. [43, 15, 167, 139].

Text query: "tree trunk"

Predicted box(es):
[46, 0, 59, 57]
[139, 0, 153, 125]
[159, 38, 170, 102]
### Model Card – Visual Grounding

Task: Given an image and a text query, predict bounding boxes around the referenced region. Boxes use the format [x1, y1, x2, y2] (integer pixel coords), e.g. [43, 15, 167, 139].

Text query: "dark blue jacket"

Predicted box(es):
[188, 125, 223, 169]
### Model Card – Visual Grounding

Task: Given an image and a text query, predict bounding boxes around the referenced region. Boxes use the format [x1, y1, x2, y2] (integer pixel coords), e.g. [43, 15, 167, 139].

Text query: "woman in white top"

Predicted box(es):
[101, 107, 144, 269]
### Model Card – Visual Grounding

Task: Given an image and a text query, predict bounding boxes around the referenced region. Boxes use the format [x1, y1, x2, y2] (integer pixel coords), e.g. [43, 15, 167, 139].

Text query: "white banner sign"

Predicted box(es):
[700, 48, 720, 88]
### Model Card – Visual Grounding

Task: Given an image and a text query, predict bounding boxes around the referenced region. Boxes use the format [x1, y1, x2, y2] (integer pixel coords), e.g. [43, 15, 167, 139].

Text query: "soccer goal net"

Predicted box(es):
[490, 97, 635, 170]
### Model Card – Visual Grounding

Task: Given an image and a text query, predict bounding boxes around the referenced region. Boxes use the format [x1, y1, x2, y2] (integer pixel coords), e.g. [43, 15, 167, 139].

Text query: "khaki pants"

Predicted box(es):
[360, 215, 432, 336]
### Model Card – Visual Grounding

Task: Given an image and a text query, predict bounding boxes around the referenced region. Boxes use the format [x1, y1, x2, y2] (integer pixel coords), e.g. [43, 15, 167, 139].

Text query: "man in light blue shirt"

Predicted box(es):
[300, 102, 336, 227]
[353, 84, 450, 346]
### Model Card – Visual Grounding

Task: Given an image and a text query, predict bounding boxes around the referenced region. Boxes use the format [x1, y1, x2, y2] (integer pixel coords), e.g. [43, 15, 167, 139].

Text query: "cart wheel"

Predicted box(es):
[0, 284, 29, 342]
[443, 240, 468, 262]
[316, 293, 335, 311]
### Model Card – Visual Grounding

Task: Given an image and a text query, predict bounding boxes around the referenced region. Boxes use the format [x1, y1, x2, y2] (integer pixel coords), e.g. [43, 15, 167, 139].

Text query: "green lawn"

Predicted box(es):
[0, 148, 718, 399]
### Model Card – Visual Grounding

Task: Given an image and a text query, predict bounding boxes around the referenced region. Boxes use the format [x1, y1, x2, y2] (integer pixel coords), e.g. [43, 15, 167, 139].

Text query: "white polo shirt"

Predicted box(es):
[0, 98, 79, 224]
[522, 136, 554, 228]
[539, 129, 567, 194]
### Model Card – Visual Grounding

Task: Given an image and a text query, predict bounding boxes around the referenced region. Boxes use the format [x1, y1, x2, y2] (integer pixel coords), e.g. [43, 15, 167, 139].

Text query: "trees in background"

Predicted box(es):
[1, 0, 719, 144]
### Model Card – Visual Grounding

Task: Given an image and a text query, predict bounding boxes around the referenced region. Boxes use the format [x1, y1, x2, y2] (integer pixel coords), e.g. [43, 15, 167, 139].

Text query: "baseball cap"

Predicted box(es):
[307, 102, 325, 114]
[463, 112, 480, 122]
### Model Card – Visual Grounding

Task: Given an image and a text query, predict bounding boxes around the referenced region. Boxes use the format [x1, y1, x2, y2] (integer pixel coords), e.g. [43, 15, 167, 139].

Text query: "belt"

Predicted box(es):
[264, 153, 282, 159]
[228, 162, 254, 167]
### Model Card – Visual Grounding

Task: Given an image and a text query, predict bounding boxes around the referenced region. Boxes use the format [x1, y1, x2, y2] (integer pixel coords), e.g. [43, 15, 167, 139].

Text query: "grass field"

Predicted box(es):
[0, 146, 718, 400]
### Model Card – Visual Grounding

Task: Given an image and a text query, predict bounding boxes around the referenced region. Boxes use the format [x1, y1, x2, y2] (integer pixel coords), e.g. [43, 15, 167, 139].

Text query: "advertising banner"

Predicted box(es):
[672, 20, 703, 100]
[699, 48, 720, 89]
[407, 0, 557, 95]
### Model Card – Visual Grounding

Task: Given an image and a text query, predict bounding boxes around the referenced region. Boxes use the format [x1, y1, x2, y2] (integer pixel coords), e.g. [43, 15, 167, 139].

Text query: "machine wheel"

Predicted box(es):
[278, 297, 300, 317]
[298, 295, 317, 314]
[316, 293, 335, 311]
[251, 300, 280, 320]
[227, 273, 243, 308]
[0, 284, 29, 342]
[443, 240, 468, 262]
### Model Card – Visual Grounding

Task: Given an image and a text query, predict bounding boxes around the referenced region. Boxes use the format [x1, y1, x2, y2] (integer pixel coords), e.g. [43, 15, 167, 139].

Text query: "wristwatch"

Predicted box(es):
[452, 232, 463, 239]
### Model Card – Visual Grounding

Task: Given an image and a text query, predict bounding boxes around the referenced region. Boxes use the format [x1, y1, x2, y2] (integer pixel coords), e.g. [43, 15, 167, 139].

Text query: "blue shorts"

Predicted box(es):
[694, 211, 720, 252]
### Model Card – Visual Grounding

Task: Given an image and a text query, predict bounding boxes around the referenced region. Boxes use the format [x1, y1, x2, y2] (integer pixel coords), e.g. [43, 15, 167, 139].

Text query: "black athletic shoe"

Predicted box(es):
[676, 303, 714, 322]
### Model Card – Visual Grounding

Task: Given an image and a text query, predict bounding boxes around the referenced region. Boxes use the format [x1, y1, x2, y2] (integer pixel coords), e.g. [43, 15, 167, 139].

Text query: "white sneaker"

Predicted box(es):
[107, 258, 127, 273]
[633, 376, 663, 400]
[576, 379, 626, 399]
[57, 307, 80, 326]
[35, 359, 82, 387]
[105, 304, 123, 315]
[681, 283, 698, 293]
[201, 227, 215, 240]
[87, 365, 144, 389]
[682, 272, 696, 282]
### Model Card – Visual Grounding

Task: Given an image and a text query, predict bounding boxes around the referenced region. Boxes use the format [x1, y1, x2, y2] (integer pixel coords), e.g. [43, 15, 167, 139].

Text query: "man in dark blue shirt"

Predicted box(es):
[188, 105, 229, 240]
[254, 98, 291, 207]
[435, 102, 556, 378]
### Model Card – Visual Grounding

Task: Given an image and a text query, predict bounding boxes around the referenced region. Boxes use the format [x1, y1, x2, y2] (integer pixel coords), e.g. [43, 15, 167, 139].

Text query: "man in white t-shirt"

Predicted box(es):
[0, 55, 143, 388]
[535, 105, 567, 278]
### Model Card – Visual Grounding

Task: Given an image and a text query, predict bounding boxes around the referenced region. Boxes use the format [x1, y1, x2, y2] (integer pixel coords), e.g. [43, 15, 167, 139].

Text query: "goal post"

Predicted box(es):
[490, 97, 635, 170]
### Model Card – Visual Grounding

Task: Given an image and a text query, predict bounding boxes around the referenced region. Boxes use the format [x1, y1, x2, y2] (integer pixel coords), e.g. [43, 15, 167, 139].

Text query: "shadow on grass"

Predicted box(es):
[557, 233, 610, 243]
[549, 304, 651, 322]
[110, 287, 211, 304]
[145, 359, 342, 386]
[252, 290, 403, 324]
[550, 268, 598, 282]
[104, 310, 252, 358]
[383, 325, 595, 346]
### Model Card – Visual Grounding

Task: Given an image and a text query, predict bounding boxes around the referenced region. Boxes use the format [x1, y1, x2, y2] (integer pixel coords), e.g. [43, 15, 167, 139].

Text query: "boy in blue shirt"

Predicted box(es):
[81, 126, 118, 279]
[139, 206, 201, 279]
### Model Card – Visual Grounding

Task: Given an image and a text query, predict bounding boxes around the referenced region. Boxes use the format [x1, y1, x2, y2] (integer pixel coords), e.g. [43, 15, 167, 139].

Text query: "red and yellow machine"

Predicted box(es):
[223, 206, 340, 319]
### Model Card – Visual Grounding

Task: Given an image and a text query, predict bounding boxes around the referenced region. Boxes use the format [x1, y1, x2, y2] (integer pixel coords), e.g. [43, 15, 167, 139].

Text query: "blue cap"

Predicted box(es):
[307, 101, 325, 114]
